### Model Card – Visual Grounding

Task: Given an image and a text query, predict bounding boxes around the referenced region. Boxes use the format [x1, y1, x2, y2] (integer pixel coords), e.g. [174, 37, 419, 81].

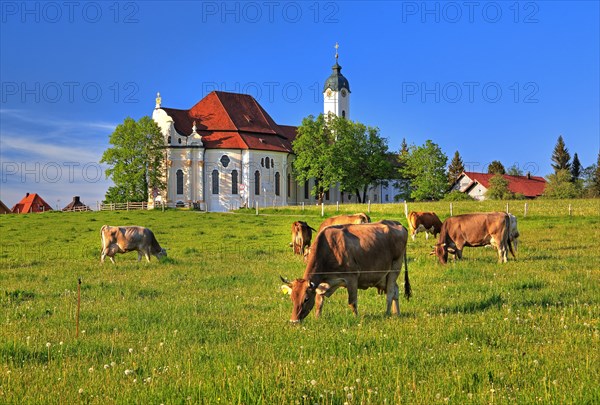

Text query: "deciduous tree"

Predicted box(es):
[100, 116, 165, 203]
[486, 174, 513, 200]
[402, 140, 448, 201]
[487, 160, 506, 175]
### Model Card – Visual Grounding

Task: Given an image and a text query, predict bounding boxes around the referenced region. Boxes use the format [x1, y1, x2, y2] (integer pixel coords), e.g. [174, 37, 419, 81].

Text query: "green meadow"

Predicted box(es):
[1, 200, 598, 404]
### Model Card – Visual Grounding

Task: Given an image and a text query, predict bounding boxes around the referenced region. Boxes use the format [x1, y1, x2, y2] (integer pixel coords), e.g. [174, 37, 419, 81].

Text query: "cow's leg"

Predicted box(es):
[386, 282, 400, 316]
[425, 231, 429, 240]
[347, 287, 359, 316]
[314, 294, 325, 318]
[101, 249, 106, 263]
[411, 232, 416, 241]
[109, 256, 116, 265]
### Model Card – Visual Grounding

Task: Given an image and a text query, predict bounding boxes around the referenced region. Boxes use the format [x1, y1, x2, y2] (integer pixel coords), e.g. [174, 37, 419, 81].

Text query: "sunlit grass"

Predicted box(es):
[0, 200, 598, 403]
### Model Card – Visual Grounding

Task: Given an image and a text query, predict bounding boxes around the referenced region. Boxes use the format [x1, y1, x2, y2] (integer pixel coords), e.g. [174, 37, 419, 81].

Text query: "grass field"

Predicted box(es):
[1, 200, 599, 404]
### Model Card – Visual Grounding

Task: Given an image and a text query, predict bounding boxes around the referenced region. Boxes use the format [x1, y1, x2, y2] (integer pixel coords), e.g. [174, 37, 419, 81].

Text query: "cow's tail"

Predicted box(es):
[403, 252, 412, 300]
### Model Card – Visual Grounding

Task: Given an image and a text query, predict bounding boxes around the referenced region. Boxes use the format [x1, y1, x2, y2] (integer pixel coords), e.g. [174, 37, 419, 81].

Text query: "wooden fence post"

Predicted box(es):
[368, 200, 371, 213]
[506, 203, 509, 214]
[524, 202, 528, 217]
[450, 203, 453, 217]
[76, 278, 81, 338]
[321, 203, 324, 217]
[404, 201, 408, 218]
[568, 204, 572, 216]
[255, 201, 259, 215]
[336, 201, 339, 212]
[302, 202, 304, 211]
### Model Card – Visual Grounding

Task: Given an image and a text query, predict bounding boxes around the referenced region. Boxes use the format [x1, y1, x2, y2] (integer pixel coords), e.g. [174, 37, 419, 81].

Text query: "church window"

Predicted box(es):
[265, 157, 270, 169]
[304, 180, 309, 199]
[287, 174, 291, 197]
[271, 158, 274, 168]
[342, 110, 346, 118]
[178, 138, 182, 144]
[275, 172, 280, 196]
[325, 189, 330, 200]
[212, 170, 219, 194]
[261, 158, 264, 167]
[231, 170, 238, 194]
[254, 171, 260, 195]
[176, 169, 184, 195]
[220, 155, 230, 167]
[167, 136, 171, 144]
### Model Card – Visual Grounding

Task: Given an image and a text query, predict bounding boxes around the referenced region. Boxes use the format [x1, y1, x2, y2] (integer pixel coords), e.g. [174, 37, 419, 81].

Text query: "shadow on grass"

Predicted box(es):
[441, 293, 504, 314]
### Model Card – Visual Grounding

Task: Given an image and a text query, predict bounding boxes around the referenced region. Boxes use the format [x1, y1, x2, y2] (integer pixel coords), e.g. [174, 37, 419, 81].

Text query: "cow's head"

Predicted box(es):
[434, 243, 448, 264]
[156, 248, 167, 260]
[360, 213, 371, 223]
[281, 276, 336, 323]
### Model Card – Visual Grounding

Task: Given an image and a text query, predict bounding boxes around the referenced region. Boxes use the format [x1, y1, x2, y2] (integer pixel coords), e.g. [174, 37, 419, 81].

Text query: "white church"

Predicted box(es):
[151, 50, 399, 212]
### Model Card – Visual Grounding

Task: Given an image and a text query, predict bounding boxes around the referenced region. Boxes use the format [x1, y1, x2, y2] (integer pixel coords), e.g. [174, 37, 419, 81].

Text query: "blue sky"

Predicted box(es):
[1, 1, 598, 207]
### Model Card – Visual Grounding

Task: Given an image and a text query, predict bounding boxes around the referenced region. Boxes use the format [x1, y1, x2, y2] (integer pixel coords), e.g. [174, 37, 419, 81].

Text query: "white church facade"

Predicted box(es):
[150, 51, 398, 212]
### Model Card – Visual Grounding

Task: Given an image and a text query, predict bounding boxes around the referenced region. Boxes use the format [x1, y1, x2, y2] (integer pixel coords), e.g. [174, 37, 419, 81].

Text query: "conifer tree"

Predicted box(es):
[571, 152, 581, 181]
[551, 135, 571, 172]
[447, 150, 465, 186]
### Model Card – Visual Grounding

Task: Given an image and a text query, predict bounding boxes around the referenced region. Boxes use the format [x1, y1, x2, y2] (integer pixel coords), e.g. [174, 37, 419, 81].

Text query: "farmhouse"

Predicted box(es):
[0, 200, 11, 214]
[151, 50, 395, 212]
[11, 193, 53, 214]
[62, 196, 91, 212]
[451, 171, 547, 200]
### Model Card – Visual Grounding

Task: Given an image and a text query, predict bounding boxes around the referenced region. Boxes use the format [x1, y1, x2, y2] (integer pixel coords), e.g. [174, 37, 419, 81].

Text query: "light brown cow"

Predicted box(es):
[317, 213, 371, 233]
[281, 220, 411, 322]
[290, 221, 316, 256]
[434, 212, 511, 264]
[406, 211, 443, 241]
[100, 225, 167, 264]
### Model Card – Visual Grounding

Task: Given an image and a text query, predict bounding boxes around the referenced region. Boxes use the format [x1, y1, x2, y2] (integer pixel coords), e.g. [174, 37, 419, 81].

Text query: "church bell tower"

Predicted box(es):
[323, 42, 351, 119]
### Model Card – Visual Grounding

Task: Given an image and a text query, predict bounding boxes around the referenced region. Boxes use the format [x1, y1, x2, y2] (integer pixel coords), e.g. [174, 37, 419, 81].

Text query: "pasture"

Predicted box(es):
[1, 200, 598, 404]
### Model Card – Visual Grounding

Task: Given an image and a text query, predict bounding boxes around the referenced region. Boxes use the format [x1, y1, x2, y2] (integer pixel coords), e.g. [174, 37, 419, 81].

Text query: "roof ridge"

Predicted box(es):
[212, 91, 240, 132]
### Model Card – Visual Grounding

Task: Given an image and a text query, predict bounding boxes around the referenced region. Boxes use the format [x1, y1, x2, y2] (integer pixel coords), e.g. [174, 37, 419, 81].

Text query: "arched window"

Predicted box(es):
[254, 171, 260, 195]
[342, 110, 346, 118]
[304, 180, 309, 199]
[261, 158, 264, 167]
[271, 158, 274, 168]
[212, 170, 219, 194]
[275, 172, 280, 196]
[178, 138, 182, 144]
[231, 170, 238, 195]
[287, 173, 291, 197]
[176, 169, 184, 195]
[265, 157, 270, 169]
[167, 136, 171, 144]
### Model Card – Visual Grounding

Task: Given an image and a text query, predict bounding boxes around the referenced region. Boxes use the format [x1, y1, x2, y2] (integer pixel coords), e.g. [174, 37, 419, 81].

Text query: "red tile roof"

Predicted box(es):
[11, 193, 53, 214]
[462, 171, 546, 198]
[160, 91, 296, 152]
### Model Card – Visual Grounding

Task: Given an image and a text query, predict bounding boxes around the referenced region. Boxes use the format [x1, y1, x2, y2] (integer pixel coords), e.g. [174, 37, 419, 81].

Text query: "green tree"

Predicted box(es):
[292, 114, 393, 203]
[551, 135, 571, 173]
[582, 152, 600, 197]
[571, 152, 581, 181]
[402, 140, 448, 201]
[543, 169, 580, 199]
[393, 138, 411, 201]
[447, 150, 465, 186]
[329, 116, 394, 202]
[291, 114, 336, 203]
[100, 116, 166, 203]
[487, 160, 506, 175]
[486, 174, 513, 199]
[507, 164, 524, 176]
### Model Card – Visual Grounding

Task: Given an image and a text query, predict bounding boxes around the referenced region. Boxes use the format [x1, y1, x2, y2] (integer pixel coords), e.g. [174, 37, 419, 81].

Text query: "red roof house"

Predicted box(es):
[452, 171, 546, 200]
[11, 193, 53, 214]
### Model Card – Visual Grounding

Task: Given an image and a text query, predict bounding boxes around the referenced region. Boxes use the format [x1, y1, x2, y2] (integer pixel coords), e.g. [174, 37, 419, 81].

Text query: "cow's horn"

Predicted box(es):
[280, 275, 292, 286]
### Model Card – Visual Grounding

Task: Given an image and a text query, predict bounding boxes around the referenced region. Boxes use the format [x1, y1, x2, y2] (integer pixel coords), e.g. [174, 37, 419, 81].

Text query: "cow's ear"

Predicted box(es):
[280, 285, 292, 295]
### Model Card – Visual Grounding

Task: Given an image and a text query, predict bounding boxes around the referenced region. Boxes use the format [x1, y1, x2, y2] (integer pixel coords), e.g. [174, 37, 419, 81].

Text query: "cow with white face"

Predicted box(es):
[281, 220, 411, 322]
[100, 225, 167, 264]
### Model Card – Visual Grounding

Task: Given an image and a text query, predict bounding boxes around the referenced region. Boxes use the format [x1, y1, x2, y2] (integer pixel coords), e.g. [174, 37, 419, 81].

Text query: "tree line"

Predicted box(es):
[100, 114, 600, 203]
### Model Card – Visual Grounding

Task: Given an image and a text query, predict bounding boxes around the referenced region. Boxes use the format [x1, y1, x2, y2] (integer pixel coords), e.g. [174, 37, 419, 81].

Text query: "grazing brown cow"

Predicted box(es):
[100, 225, 167, 264]
[317, 213, 371, 233]
[290, 221, 316, 256]
[406, 211, 443, 241]
[434, 212, 511, 264]
[281, 220, 411, 322]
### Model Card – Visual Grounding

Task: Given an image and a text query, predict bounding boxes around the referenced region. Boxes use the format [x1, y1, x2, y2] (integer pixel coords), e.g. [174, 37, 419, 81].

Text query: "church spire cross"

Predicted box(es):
[334, 42, 339, 61]
[155, 92, 161, 109]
